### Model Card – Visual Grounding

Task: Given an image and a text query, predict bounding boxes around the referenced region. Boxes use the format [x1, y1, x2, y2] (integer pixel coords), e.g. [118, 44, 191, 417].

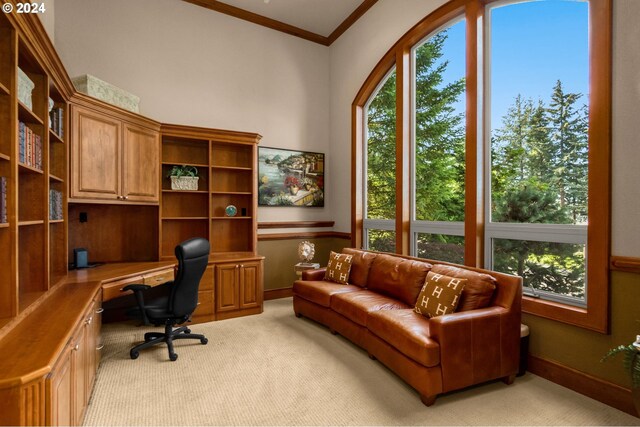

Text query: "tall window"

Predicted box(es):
[412, 19, 466, 264]
[364, 69, 396, 252]
[354, 0, 611, 332]
[486, 1, 589, 306]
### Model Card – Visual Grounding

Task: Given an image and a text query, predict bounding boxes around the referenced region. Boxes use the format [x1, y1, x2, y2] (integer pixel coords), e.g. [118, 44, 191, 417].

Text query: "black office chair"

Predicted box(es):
[124, 237, 210, 361]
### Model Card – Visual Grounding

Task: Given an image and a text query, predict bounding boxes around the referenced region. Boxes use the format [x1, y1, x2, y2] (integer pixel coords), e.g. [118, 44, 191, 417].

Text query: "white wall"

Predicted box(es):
[53, 0, 331, 225]
[36, 0, 55, 42]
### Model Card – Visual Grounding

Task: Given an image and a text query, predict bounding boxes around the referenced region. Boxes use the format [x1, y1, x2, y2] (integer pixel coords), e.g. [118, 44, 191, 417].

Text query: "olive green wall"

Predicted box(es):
[258, 237, 351, 291]
[524, 271, 640, 388]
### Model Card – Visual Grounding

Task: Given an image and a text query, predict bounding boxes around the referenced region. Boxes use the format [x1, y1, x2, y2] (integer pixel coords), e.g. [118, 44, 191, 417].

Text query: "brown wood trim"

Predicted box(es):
[464, 0, 482, 268]
[258, 231, 351, 241]
[528, 355, 637, 418]
[258, 221, 335, 229]
[396, 48, 410, 255]
[70, 92, 161, 131]
[611, 256, 640, 274]
[161, 122, 262, 144]
[327, 0, 379, 45]
[182, 0, 330, 46]
[264, 287, 293, 301]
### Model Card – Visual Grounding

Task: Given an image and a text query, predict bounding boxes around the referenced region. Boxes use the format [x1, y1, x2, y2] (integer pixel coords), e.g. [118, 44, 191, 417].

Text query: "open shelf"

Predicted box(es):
[162, 219, 209, 258]
[18, 100, 44, 125]
[19, 163, 43, 174]
[49, 219, 64, 224]
[161, 161, 208, 168]
[211, 142, 252, 168]
[161, 164, 209, 192]
[0, 223, 8, 228]
[49, 173, 63, 183]
[49, 129, 63, 144]
[0, 153, 9, 161]
[211, 191, 252, 195]
[19, 220, 44, 226]
[211, 216, 253, 220]
[211, 165, 252, 171]
[162, 189, 208, 194]
[162, 138, 208, 165]
[18, 223, 46, 313]
[0, 81, 8, 96]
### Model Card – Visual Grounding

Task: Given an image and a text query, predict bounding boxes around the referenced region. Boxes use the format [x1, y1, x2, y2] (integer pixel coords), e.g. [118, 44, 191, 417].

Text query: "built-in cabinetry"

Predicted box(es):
[69, 95, 160, 204]
[215, 258, 264, 320]
[0, 9, 69, 326]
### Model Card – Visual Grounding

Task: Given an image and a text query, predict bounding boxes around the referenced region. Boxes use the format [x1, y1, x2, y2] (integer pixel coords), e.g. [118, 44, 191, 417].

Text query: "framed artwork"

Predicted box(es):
[258, 147, 324, 207]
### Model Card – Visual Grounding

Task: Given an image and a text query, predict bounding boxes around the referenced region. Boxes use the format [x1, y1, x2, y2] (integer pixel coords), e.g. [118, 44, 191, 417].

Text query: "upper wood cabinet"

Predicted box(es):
[70, 98, 160, 204]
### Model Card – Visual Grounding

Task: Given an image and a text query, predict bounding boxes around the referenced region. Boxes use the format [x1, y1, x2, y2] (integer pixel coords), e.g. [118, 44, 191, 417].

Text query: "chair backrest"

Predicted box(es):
[169, 238, 210, 318]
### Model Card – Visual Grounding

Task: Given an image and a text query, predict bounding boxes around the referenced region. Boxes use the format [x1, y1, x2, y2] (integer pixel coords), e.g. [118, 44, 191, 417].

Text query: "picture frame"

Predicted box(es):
[258, 147, 325, 207]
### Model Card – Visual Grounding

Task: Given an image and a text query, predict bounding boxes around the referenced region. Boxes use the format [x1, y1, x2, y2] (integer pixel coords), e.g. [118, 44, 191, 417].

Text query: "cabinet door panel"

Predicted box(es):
[73, 325, 88, 426]
[122, 124, 159, 202]
[215, 264, 239, 312]
[71, 107, 121, 200]
[239, 262, 261, 309]
[47, 346, 73, 426]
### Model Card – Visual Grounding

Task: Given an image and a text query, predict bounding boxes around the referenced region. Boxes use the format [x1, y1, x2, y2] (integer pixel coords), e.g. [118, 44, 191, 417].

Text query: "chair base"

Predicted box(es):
[130, 323, 208, 361]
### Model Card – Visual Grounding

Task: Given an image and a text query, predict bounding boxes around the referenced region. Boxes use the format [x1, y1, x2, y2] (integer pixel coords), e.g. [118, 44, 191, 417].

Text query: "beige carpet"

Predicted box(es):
[84, 298, 639, 426]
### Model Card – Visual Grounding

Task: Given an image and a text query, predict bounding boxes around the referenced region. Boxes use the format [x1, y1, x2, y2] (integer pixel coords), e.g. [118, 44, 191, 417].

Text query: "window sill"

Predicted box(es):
[522, 295, 607, 334]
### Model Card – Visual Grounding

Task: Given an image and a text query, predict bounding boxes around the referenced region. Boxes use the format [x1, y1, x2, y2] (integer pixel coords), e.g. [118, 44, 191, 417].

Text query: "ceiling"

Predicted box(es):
[183, 0, 378, 45]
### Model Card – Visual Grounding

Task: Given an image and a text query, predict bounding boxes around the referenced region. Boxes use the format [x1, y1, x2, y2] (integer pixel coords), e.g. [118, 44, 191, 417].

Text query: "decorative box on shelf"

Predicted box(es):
[71, 74, 140, 113]
[170, 176, 199, 191]
[18, 67, 35, 110]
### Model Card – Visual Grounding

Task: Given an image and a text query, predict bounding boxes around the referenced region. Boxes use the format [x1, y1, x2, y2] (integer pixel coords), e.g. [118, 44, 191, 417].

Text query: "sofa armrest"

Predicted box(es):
[429, 306, 520, 392]
[302, 268, 326, 281]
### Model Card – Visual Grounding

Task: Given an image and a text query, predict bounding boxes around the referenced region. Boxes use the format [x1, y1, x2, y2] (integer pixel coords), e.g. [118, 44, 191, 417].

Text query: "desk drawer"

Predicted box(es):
[102, 276, 144, 302]
[143, 269, 174, 286]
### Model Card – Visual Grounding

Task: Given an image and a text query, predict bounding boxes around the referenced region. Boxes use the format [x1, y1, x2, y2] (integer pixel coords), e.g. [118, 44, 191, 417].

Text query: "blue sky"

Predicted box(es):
[433, 0, 589, 126]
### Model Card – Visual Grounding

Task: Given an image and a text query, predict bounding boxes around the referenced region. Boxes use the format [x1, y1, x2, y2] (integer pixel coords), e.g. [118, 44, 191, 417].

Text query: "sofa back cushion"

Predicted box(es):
[431, 264, 496, 311]
[342, 248, 377, 287]
[367, 254, 432, 306]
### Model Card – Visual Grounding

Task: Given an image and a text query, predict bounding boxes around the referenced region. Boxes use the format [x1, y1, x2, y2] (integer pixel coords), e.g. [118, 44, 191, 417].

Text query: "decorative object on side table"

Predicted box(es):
[258, 147, 324, 207]
[225, 205, 237, 217]
[602, 335, 640, 416]
[295, 241, 319, 278]
[167, 165, 199, 191]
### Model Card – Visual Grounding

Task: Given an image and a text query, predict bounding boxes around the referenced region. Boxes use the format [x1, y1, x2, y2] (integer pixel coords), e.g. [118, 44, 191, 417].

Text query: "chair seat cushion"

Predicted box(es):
[331, 290, 409, 327]
[293, 280, 362, 307]
[367, 309, 440, 367]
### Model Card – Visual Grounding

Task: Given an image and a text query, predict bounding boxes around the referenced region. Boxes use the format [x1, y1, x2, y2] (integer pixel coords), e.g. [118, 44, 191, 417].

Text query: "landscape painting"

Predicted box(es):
[258, 147, 324, 207]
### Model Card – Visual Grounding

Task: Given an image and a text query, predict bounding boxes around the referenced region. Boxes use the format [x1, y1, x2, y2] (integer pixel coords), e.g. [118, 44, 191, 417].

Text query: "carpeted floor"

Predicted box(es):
[84, 298, 639, 426]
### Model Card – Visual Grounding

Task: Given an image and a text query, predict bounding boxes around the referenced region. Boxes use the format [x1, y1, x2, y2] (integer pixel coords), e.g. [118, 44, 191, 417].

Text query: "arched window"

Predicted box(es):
[353, 0, 611, 332]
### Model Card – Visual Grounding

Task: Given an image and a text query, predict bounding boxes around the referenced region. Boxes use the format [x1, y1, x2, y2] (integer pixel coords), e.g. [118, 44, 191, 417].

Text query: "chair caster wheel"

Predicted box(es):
[130, 350, 139, 360]
[201, 337, 208, 345]
[185, 328, 191, 334]
[169, 353, 178, 361]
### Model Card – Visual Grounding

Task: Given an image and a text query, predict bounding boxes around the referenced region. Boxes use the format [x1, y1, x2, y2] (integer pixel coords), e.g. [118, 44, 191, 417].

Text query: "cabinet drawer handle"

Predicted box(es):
[86, 316, 93, 325]
[124, 196, 129, 200]
[96, 308, 104, 314]
[74, 344, 79, 351]
[96, 344, 105, 351]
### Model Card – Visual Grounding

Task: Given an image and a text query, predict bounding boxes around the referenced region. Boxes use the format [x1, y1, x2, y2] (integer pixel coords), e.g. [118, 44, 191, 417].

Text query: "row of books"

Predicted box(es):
[19, 121, 43, 170]
[0, 177, 6, 224]
[49, 189, 63, 221]
[49, 104, 64, 138]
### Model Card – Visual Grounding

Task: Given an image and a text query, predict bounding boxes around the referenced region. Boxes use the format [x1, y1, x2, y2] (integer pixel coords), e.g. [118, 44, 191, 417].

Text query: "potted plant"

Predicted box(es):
[167, 165, 199, 191]
[602, 335, 640, 415]
[284, 176, 301, 195]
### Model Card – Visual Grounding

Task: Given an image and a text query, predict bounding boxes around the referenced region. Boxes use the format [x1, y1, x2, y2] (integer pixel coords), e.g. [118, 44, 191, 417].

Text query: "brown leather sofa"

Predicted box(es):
[293, 248, 522, 406]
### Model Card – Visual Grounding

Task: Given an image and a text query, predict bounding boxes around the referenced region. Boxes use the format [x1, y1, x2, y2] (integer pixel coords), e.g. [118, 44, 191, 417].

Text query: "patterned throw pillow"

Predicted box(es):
[414, 272, 467, 318]
[324, 251, 354, 284]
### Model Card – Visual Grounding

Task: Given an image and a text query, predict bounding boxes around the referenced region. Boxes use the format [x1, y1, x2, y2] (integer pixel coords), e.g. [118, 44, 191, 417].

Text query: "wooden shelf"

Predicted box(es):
[49, 129, 63, 143]
[49, 174, 63, 183]
[211, 191, 252, 195]
[211, 165, 252, 171]
[0, 153, 9, 161]
[18, 220, 44, 226]
[0, 81, 9, 96]
[18, 163, 43, 174]
[161, 161, 208, 168]
[162, 217, 209, 221]
[211, 216, 252, 220]
[18, 101, 44, 125]
[49, 219, 64, 224]
[162, 189, 208, 194]
[0, 223, 9, 229]
[18, 291, 46, 313]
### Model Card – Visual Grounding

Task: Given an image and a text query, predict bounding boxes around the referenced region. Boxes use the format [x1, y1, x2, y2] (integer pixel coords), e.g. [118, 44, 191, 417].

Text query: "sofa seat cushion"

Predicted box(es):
[293, 280, 362, 308]
[331, 290, 409, 327]
[367, 309, 440, 367]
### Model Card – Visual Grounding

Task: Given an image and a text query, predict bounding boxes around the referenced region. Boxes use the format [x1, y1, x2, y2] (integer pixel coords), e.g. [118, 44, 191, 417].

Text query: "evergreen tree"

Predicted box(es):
[547, 80, 588, 223]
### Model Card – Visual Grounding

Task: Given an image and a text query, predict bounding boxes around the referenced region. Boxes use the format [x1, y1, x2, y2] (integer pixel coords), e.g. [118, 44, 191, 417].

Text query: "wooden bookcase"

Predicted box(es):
[0, 11, 69, 324]
[160, 125, 260, 259]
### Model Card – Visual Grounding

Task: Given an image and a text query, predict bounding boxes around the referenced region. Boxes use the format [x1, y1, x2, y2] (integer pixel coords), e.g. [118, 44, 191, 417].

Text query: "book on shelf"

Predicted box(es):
[0, 176, 6, 224]
[18, 121, 43, 170]
[49, 189, 63, 221]
[49, 106, 64, 138]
